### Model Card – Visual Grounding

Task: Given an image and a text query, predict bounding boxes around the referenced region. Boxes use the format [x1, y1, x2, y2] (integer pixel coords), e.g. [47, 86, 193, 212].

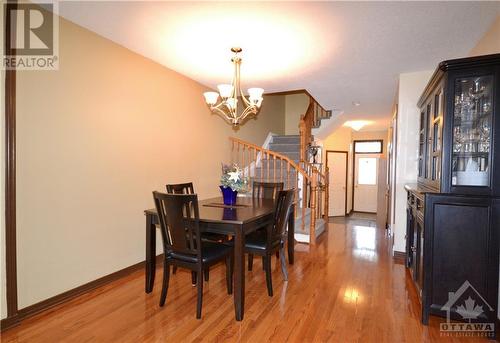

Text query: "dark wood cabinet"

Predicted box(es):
[405, 54, 500, 333]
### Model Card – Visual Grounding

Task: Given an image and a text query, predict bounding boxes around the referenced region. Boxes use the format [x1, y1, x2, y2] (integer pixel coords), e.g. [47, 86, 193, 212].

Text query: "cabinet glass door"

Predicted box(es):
[452, 76, 493, 186]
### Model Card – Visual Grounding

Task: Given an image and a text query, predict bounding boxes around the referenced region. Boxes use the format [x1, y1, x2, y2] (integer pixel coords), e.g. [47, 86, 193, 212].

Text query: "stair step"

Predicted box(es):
[254, 168, 297, 180]
[264, 151, 300, 161]
[260, 159, 300, 168]
[294, 216, 326, 243]
[271, 135, 300, 145]
[268, 143, 300, 153]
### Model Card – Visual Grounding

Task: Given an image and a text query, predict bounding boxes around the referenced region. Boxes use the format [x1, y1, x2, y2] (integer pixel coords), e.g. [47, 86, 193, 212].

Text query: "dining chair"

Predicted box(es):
[248, 181, 284, 271]
[244, 189, 295, 297]
[166, 182, 195, 195]
[166, 182, 227, 282]
[153, 191, 233, 319]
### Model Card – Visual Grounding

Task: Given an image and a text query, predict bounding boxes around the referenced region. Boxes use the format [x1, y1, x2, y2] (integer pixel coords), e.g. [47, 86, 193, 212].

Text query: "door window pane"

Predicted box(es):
[358, 158, 377, 185]
[354, 141, 382, 153]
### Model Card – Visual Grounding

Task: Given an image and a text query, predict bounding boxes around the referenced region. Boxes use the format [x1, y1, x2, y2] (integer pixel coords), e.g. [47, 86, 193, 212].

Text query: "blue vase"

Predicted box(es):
[220, 186, 238, 205]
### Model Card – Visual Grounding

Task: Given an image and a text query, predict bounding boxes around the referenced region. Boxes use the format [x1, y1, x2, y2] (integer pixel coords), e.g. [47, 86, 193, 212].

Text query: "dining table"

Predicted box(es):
[143, 196, 295, 321]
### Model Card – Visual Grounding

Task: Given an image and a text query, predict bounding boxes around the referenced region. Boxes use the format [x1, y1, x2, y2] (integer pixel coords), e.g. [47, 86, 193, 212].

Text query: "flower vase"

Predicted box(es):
[220, 186, 238, 206]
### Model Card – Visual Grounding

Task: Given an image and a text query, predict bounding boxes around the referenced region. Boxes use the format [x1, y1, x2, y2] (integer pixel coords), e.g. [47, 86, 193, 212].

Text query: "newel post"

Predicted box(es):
[299, 116, 306, 163]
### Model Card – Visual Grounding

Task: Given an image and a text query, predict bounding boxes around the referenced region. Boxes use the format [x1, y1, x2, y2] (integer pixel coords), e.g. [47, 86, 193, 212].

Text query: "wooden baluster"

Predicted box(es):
[260, 150, 265, 182]
[253, 148, 257, 180]
[302, 188, 306, 232]
[248, 147, 251, 176]
[302, 173, 308, 209]
[324, 166, 329, 220]
[231, 139, 235, 164]
[294, 168, 299, 220]
[273, 155, 276, 182]
[241, 145, 244, 177]
[310, 170, 317, 245]
[287, 163, 291, 194]
[299, 117, 306, 163]
[243, 145, 246, 178]
[318, 181, 322, 219]
[238, 142, 241, 167]
[266, 152, 270, 181]
[280, 158, 283, 185]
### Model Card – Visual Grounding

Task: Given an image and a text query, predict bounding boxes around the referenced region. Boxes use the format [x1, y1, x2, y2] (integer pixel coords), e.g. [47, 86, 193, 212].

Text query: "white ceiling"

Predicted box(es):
[55, 1, 499, 130]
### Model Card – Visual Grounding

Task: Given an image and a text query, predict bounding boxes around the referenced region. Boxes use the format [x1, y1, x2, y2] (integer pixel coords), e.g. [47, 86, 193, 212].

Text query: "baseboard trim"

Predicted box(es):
[0, 313, 20, 331]
[0, 254, 163, 333]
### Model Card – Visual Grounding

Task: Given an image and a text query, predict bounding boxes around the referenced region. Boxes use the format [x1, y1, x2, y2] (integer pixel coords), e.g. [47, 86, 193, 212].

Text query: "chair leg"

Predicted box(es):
[279, 247, 288, 281]
[196, 270, 203, 319]
[204, 269, 209, 282]
[262, 256, 265, 271]
[248, 254, 253, 271]
[159, 261, 170, 307]
[191, 271, 197, 286]
[275, 251, 280, 259]
[264, 255, 273, 297]
[173, 265, 177, 274]
[226, 255, 233, 294]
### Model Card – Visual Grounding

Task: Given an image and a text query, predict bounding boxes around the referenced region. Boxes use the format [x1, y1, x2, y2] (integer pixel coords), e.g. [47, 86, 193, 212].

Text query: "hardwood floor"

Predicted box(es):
[2, 216, 495, 342]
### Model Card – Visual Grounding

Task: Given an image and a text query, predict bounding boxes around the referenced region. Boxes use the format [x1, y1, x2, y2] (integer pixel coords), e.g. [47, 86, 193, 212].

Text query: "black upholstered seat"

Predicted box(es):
[244, 231, 280, 251]
[170, 242, 233, 264]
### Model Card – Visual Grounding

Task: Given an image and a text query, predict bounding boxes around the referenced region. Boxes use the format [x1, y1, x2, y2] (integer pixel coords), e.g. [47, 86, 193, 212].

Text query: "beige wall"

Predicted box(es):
[469, 15, 500, 57]
[322, 127, 353, 213]
[393, 70, 433, 254]
[15, 16, 285, 308]
[284, 93, 309, 135]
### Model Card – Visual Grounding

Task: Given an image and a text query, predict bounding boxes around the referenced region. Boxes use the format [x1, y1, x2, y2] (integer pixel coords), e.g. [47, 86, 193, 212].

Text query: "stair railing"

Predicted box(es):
[229, 137, 328, 244]
[298, 93, 332, 233]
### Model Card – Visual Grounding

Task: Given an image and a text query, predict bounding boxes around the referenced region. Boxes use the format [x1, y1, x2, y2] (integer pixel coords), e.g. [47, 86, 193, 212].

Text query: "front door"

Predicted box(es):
[354, 154, 379, 213]
[327, 151, 347, 216]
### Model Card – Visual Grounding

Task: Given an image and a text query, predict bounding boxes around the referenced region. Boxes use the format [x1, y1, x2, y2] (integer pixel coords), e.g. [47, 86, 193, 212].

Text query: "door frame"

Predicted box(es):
[352, 140, 383, 213]
[325, 150, 348, 216]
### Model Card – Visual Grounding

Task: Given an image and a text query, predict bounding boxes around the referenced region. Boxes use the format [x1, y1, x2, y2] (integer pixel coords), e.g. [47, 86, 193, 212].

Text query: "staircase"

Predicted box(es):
[232, 134, 327, 244]
[267, 135, 325, 242]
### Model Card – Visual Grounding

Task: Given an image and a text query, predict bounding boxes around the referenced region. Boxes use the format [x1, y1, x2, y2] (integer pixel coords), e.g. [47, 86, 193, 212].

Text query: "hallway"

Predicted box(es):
[1, 217, 489, 342]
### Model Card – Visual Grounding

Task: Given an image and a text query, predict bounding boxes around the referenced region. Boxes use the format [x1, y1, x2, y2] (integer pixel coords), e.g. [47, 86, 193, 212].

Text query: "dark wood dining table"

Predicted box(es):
[143, 196, 294, 321]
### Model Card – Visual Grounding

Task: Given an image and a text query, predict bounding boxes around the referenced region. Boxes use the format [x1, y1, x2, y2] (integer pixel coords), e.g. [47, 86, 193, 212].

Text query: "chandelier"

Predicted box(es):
[203, 47, 264, 126]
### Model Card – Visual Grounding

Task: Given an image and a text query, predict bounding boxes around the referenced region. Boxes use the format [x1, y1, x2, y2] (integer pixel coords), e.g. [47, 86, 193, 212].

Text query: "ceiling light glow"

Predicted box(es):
[159, 4, 329, 87]
[344, 120, 372, 131]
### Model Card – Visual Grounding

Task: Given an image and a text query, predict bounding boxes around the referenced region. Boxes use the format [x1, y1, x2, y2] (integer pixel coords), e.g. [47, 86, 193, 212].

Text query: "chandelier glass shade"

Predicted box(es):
[203, 47, 264, 126]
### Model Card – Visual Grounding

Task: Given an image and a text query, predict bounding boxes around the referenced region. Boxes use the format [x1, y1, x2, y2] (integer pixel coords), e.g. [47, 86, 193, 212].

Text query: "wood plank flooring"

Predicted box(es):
[1, 216, 495, 342]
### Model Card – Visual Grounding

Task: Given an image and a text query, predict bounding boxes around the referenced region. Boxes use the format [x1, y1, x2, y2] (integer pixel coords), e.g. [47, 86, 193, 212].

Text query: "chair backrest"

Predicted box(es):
[166, 182, 195, 195]
[252, 181, 284, 200]
[269, 189, 295, 244]
[153, 191, 201, 259]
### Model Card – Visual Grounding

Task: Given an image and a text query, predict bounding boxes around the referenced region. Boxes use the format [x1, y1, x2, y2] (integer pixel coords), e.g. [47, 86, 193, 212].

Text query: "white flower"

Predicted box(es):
[228, 171, 240, 182]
